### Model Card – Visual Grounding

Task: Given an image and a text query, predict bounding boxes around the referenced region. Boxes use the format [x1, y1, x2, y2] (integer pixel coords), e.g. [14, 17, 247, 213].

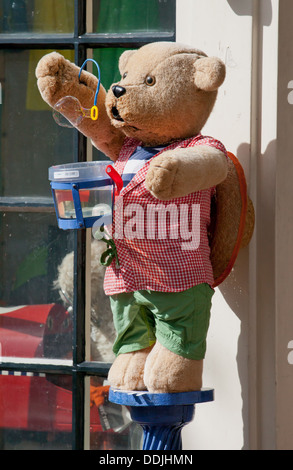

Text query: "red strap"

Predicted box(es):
[212, 152, 248, 287]
[106, 165, 123, 195]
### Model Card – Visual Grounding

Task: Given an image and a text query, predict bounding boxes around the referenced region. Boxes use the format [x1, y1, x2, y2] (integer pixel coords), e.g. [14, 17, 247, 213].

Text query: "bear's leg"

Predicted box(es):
[144, 342, 203, 393]
[107, 345, 153, 391]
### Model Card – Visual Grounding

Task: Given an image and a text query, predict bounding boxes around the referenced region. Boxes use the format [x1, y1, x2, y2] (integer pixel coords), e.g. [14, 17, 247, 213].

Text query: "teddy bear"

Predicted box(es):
[36, 42, 254, 393]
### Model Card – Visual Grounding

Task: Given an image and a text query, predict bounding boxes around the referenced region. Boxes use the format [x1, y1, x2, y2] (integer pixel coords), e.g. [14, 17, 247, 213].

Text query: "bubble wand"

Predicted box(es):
[78, 58, 101, 121]
[53, 58, 101, 127]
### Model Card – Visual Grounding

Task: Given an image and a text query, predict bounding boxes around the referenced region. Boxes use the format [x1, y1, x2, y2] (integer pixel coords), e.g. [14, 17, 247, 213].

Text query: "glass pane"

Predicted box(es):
[91, 47, 133, 161]
[89, 377, 143, 450]
[91, 0, 175, 34]
[0, 0, 74, 34]
[0, 212, 74, 360]
[93, 47, 133, 92]
[0, 372, 72, 449]
[52, 238, 115, 363]
[0, 48, 75, 198]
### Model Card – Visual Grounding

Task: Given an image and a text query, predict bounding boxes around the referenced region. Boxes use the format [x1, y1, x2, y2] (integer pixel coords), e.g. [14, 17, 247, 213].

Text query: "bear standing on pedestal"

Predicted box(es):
[36, 42, 254, 393]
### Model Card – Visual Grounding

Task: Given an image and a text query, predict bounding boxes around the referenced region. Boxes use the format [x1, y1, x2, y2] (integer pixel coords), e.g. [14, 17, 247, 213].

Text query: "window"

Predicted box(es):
[0, 0, 175, 450]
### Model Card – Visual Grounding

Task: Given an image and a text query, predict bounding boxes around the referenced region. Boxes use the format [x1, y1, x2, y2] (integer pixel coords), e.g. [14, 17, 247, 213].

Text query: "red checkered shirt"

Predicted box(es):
[103, 135, 227, 295]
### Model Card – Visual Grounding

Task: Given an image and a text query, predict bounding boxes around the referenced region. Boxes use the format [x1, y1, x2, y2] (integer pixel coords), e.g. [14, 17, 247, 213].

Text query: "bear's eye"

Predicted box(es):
[145, 75, 156, 86]
[122, 72, 128, 79]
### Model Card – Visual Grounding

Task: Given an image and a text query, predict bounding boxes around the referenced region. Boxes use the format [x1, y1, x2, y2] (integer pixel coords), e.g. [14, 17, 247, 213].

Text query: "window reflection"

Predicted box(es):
[0, 218, 116, 363]
[0, 212, 73, 360]
[89, 377, 143, 450]
[0, 48, 75, 198]
[90, 47, 135, 162]
[0, 0, 74, 34]
[92, 47, 133, 92]
[0, 373, 72, 450]
[91, 0, 175, 34]
[0, 0, 175, 452]
[54, 240, 115, 363]
[0, 373, 142, 450]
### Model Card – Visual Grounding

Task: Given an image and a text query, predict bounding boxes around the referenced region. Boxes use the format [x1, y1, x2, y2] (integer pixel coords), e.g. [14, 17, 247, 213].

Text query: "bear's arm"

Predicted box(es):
[36, 52, 125, 161]
[145, 145, 228, 200]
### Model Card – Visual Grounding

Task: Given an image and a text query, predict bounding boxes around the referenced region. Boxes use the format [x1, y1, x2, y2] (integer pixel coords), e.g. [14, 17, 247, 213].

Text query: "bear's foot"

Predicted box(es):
[144, 342, 203, 393]
[107, 346, 153, 391]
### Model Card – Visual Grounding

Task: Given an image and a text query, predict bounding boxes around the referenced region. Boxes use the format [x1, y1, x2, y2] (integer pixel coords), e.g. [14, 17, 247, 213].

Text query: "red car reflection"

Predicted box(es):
[0, 304, 134, 449]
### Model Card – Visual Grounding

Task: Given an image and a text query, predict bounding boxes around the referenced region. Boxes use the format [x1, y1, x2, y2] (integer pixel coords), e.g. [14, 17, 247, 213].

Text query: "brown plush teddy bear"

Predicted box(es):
[36, 42, 253, 393]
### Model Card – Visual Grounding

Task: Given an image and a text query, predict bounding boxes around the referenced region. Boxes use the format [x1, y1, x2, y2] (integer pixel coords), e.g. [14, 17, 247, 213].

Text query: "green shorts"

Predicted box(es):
[110, 283, 214, 360]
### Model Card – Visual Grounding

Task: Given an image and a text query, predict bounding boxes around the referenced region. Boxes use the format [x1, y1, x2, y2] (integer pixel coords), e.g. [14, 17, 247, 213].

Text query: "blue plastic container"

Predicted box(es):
[49, 161, 114, 230]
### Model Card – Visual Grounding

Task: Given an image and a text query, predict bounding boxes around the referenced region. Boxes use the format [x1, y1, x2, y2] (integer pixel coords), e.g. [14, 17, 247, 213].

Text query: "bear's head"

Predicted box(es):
[105, 42, 226, 146]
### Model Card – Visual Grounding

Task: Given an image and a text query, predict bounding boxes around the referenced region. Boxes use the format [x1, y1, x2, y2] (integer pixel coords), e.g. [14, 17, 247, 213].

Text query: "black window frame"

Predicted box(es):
[0, 0, 176, 450]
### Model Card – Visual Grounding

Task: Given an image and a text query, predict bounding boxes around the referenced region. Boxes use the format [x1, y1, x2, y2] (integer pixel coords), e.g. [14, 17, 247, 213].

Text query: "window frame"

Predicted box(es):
[0, 0, 176, 450]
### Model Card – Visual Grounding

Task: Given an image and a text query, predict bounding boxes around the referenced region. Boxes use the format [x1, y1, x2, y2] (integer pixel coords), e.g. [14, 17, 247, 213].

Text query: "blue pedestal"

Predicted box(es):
[109, 388, 214, 450]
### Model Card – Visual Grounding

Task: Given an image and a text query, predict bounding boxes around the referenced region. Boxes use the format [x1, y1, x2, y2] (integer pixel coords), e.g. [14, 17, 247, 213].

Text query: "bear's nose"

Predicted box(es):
[112, 85, 126, 98]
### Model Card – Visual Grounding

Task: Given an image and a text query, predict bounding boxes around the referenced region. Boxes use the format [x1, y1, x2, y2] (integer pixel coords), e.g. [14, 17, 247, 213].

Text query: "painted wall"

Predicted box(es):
[275, 0, 293, 450]
[177, 0, 253, 450]
[177, 0, 293, 450]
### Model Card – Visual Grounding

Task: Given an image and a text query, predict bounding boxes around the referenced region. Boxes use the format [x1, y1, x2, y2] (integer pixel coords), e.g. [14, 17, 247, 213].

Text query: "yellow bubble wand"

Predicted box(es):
[53, 58, 101, 128]
[78, 58, 100, 121]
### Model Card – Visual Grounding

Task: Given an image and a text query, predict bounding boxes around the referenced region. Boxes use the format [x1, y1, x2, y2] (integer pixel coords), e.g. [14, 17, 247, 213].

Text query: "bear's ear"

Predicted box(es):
[194, 56, 226, 91]
[118, 49, 136, 74]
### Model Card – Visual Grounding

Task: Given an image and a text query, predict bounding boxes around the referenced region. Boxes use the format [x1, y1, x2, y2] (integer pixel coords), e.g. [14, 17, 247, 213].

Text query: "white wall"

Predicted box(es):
[274, 0, 293, 450]
[177, 0, 254, 449]
[178, 0, 293, 451]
